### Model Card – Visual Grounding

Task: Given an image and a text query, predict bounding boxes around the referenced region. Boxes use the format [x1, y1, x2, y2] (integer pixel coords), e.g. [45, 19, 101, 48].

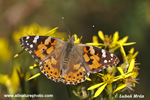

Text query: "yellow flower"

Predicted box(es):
[86, 31, 136, 53]
[0, 38, 12, 61]
[120, 46, 139, 71]
[74, 34, 82, 44]
[87, 73, 121, 98]
[113, 62, 138, 93]
[12, 23, 59, 43]
[112, 45, 139, 93]
[0, 67, 20, 94]
[87, 57, 138, 98]
[124, 72, 139, 92]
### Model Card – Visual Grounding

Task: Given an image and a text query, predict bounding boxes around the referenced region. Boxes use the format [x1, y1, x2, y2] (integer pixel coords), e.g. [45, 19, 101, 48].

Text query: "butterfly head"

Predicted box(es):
[68, 35, 75, 42]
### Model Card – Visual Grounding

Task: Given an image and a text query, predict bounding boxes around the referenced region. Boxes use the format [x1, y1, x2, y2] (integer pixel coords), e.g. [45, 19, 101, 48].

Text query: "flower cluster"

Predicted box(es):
[86, 31, 139, 99]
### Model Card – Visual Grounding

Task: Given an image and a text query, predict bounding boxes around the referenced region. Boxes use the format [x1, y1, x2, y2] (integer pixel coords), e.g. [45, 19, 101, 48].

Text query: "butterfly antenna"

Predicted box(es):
[62, 17, 71, 36]
[78, 25, 95, 37]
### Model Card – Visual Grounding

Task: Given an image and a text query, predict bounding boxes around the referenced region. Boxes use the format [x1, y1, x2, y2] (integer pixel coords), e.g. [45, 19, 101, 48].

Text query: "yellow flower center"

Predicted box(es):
[101, 74, 114, 84]
[104, 35, 113, 48]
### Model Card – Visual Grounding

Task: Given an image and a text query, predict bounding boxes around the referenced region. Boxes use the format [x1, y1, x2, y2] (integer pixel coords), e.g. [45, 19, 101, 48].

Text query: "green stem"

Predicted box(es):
[7, 86, 16, 100]
[106, 84, 113, 100]
[67, 86, 82, 100]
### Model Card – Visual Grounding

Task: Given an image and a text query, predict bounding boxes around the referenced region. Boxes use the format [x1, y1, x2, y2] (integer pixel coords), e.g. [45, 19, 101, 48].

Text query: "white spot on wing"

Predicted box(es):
[29, 50, 32, 54]
[33, 35, 39, 43]
[25, 48, 28, 51]
[102, 49, 106, 58]
[104, 60, 107, 63]
[26, 36, 30, 39]
[30, 44, 33, 48]
[110, 54, 113, 57]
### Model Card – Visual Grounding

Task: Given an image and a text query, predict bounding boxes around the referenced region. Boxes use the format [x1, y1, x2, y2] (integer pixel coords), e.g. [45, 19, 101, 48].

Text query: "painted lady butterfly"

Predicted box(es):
[19, 35, 119, 85]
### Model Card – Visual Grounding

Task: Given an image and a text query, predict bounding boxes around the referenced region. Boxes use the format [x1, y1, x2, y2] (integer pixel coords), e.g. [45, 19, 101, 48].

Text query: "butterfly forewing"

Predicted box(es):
[76, 44, 119, 73]
[19, 36, 65, 62]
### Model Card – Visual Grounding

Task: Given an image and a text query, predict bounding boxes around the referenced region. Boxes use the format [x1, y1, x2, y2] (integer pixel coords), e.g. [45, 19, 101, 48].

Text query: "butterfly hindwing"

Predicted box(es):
[61, 49, 90, 85]
[39, 48, 63, 82]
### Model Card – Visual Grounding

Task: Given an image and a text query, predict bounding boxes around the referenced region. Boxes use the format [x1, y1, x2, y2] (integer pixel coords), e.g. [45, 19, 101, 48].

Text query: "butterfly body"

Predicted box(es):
[19, 35, 119, 85]
[61, 35, 75, 69]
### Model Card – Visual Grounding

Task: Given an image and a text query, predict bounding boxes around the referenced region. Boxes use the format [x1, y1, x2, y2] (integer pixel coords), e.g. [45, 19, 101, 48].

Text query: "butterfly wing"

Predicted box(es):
[75, 44, 119, 73]
[19, 36, 65, 82]
[60, 49, 90, 85]
[39, 48, 64, 82]
[19, 36, 65, 62]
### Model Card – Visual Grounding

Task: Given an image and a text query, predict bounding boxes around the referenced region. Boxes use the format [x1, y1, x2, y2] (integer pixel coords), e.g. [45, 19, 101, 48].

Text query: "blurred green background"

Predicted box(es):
[0, 0, 149, 100]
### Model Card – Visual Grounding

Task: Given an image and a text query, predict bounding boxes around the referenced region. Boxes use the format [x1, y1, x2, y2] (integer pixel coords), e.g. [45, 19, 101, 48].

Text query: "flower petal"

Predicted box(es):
[14, 49, 25, 58]
[28, 72, 42, 81]
[29, 62, 39, 69]
[86, 78, 92, 81]
[98, 31, 104, 41]
[129, 48, 134, 54]
[113, 75, 122, 82]
[113, 31, 119, 42]
[74, 34, 82, 44]
[44, 27, 58, 36]
[118, 36, 128, 44]
[122, 42, 136, 46]
[133, 51, 139, 58]
[94, 83, 107, 98]
[87, 82, 105, 90]
[124, 72, 134, 78]
[93, 35, 98, 43]
[86, 43, 104, 46]
[127, 59, 135, 73]
[117, 67, 124, 75]
[113, 84, 127, 93]
[120, 45, 127, 62]
[131, 71, 139, 79]
[0, 74, 11, 86]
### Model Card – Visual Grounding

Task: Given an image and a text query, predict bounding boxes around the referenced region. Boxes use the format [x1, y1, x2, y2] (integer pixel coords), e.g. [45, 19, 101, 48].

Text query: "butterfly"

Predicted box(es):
[19, 35, 119, 85]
